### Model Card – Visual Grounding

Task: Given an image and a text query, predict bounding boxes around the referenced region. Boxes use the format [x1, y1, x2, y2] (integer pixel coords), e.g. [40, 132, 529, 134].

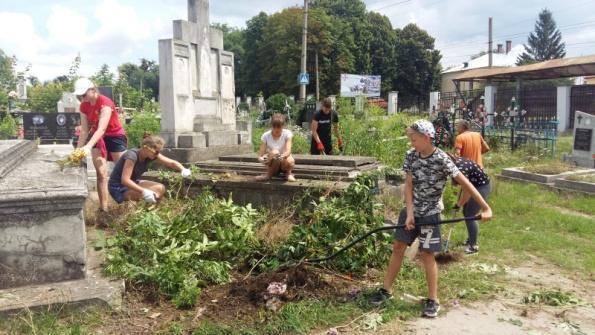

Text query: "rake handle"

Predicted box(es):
[306, 215, 481, 263]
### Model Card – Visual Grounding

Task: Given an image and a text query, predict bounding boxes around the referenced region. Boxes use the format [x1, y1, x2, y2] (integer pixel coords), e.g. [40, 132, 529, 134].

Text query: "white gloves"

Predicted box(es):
[142, 189, 157, 203]
[181, 168, 191, 178]
[82, 146, 92, 157]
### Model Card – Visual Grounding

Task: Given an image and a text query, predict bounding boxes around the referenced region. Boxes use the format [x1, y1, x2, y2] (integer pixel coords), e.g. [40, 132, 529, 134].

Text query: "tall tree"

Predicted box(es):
[517, 9, 566, 65]
[394, 24, 442, 100]
[0, 49, 16, 91]
[118, 59, 158, 99]
[92, 64, 115, 86]
[242, 12, 269, 96]
[366, 12, 398, 94]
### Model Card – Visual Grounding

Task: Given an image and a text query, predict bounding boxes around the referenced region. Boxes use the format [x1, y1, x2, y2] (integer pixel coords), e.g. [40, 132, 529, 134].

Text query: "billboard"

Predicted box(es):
[340, 74, 381, 97]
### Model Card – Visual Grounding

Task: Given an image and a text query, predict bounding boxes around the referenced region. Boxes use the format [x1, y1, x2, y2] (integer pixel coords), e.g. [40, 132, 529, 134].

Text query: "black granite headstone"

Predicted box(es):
[23, 113, 80, 143]
[574, 128, 592, 151]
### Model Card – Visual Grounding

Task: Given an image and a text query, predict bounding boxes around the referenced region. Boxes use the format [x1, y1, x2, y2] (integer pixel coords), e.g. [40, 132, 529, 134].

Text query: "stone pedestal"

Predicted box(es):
[484, 85, 497, 126]
[388, 91, 399, 115]
[556, 86, 571, 133]
[0, 141, 87, 289]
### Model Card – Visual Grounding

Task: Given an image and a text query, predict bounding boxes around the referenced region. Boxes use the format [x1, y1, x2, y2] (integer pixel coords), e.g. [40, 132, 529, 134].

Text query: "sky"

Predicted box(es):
[1, 0, 595, 82]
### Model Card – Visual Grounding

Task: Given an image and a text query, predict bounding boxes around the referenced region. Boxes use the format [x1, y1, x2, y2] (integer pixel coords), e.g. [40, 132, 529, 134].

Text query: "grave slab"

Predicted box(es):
[0, 142, 87, 289]
[500, 167, 595, 184]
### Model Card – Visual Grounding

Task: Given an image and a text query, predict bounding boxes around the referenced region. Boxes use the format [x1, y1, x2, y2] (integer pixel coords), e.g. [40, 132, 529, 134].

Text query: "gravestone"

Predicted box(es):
[23, 112, 80, 144]
[388, 91, 399, 115]
[564, 111, 595, 168]
[158, 0, 250, 163]
[57, 93, 80, 114]
[355, 95, 365, 118]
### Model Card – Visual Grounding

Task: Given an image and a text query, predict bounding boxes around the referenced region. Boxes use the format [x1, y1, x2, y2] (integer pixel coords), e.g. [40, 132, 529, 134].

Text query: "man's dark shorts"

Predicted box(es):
[394, 208, 442, 252]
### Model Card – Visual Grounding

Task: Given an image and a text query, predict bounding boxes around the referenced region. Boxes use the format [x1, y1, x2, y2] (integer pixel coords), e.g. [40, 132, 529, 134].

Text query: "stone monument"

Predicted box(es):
[57, 92, 80, 114]
[564, 111, 595, 168]
[159, 0, 251, 163]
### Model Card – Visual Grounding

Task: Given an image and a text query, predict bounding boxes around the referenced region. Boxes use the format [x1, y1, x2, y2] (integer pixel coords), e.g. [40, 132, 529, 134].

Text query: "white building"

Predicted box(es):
[441, 42, 525, 92]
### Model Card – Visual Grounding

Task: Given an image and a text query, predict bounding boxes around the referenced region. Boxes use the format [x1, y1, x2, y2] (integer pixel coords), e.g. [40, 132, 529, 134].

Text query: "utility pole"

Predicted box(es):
[315, 51, 319, 101]
[299, 0, 308, 103]
[488, 17, 493, 68]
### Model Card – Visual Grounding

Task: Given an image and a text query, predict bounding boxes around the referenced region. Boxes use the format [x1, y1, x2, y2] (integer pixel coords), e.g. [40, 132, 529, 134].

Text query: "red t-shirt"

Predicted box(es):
[79, 94, 125, 137]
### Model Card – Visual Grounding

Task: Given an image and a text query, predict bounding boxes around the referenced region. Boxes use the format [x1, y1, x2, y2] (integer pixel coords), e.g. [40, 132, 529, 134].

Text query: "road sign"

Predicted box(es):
[298, 72, 309, 85]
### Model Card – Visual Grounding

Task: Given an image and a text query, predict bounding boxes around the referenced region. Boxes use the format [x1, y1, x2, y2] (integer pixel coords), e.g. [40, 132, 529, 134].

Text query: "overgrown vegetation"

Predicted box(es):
[566, 174, 595, 183]
[104, 192, 264, 308]
[123, 111, 161, 148]
[0, 112, 18, 139]
[522, 160, 576, 175]
[277, 174, 390, 274]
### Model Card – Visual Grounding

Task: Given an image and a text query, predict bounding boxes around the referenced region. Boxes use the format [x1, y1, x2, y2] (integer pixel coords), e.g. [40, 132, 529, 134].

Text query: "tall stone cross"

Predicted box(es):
[159, 0, 237, 149]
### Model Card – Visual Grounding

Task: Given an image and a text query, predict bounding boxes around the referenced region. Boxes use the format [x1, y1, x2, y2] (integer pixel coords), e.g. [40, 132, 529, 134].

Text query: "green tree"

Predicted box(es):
[91, 64, 115, 86]
[366, 12, 398, 94]
[118, 59, 159, 100]
[242, 12, 269, 97]
[394, 24, 442, 100]
[26, 82, 65, 112]
[517, 9, 566, 65]
[0, 49, 16, 91]
[258, 7, 338, 97]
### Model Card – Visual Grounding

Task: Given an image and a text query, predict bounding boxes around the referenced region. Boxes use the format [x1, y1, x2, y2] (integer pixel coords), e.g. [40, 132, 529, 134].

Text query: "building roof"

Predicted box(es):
[453, 54, 595, 81]
[442, 45, 525, 74]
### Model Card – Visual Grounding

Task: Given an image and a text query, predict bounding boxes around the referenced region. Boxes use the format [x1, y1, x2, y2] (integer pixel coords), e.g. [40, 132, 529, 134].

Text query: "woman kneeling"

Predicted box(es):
[255, 114, 296, 182]
[108, 135, 191, 204]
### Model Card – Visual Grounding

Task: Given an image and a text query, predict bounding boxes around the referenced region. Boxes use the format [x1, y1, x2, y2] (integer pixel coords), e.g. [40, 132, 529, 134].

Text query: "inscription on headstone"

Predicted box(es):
[574, 128, 592, 151]
[23, 113, 80, 143]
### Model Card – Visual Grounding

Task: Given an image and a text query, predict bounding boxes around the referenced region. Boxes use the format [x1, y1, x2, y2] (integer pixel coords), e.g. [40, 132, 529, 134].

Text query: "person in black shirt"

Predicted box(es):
[311, 98, 343, 155]
[449, 154, 491, 255]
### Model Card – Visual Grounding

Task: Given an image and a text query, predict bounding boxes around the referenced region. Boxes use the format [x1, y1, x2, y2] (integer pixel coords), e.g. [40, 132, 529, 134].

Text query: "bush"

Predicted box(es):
[277, 174, 391, 274]
[0, 113, 18, 139]
[26, 82, 66, 113]
[104, 190, 264, 308]
[124, 112, 160, 148]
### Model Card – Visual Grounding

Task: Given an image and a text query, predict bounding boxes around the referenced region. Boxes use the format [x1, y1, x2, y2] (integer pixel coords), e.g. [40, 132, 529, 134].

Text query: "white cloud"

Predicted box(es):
[0, 12, 43, 68]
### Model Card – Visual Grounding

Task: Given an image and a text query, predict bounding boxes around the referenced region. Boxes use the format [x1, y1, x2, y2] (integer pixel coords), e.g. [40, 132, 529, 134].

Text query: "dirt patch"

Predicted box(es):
[198, 264, 346, 322]
[400, 258, 595, 335]
[256, 216, 295, 247]
[546, 205, 594, 220]
[84, 191, 138, 228]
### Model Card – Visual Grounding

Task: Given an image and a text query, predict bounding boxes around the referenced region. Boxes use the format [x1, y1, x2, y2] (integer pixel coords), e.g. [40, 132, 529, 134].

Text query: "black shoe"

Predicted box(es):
[369, 288, 393, 306]
[422, 298, 440, 318]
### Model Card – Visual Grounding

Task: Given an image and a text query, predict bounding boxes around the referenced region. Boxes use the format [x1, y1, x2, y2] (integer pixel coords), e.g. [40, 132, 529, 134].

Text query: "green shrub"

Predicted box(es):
[277, 174, 391, 274]
[0, 113, 18, 139]
[104, 190, 263, 308]
[124, 112, 160, 148]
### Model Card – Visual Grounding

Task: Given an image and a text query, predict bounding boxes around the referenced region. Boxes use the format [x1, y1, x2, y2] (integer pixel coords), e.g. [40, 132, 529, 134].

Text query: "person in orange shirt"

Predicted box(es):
[454, 120, 489, 167]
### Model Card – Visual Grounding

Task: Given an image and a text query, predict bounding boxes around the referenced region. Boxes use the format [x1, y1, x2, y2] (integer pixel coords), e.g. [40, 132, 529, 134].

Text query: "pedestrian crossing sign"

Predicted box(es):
[298, 72, 309, 85]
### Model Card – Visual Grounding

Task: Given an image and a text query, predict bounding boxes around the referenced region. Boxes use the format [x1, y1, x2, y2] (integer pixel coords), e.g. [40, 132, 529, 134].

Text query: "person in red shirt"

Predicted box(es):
[74, 78, 127, 212]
